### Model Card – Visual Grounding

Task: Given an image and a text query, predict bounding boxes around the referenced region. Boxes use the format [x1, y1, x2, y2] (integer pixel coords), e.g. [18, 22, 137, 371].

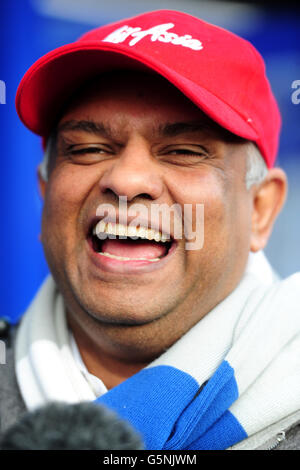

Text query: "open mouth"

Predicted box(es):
[88, 220, 174, 263]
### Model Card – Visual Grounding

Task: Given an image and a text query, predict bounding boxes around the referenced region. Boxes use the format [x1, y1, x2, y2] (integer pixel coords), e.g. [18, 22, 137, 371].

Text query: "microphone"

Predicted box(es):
[0, 401, 144, 450]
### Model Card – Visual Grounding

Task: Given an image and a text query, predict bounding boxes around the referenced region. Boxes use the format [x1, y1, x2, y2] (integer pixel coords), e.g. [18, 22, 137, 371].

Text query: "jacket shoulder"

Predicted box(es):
[0, 319, 27, 433]
[276, 423, 300, 450]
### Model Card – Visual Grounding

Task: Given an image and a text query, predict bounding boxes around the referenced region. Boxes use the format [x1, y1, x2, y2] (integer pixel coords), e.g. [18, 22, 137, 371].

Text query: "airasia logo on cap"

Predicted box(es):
[102, 23, 203, 51]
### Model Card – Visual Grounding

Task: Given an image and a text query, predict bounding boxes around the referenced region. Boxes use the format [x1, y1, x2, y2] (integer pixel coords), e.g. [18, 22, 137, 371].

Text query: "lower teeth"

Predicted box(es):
[98, 252, 160, 262]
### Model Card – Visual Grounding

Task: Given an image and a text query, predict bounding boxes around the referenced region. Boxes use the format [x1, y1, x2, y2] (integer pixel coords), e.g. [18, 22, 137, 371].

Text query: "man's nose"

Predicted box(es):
[98, 138, 164, 201]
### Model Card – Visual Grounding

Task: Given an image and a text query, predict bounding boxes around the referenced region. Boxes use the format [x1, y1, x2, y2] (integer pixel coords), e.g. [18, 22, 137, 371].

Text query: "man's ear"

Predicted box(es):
[250, 167, 287, 252]
[37, 165, 47, 199]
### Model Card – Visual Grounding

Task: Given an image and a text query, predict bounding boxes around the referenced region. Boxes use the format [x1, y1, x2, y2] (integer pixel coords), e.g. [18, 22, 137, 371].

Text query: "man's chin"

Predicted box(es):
[75, 293, 172, 326]
[85, 309, 161, 327]
[66, 267, 184, 325]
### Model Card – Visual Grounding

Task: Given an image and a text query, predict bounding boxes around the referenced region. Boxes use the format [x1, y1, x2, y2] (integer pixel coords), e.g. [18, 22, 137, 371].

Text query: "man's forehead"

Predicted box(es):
[57, 70, 245, 145]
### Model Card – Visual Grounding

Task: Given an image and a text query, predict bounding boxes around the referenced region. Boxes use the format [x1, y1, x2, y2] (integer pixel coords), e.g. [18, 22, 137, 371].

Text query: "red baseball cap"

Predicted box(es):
[16, 9, 281, 168]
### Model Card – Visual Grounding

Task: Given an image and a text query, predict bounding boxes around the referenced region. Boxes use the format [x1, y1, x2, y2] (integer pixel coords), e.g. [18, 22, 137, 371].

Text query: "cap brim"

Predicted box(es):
[16, 41, 258, 142]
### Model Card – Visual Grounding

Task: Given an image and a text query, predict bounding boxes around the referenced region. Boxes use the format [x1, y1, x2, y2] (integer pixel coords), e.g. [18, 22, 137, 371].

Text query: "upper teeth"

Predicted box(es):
[93, 221, 170, 242]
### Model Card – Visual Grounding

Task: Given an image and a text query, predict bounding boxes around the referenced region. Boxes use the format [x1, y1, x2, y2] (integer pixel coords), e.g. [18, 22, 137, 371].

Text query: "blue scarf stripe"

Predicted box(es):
[163, 360, 242, 449]
[186, 410, 247, 450]
[97, 365, 200, 449]
[96, 360, 245, 450]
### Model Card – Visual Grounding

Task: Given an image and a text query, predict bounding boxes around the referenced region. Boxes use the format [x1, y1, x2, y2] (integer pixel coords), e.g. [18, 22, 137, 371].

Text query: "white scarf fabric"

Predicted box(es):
[14, 252, 300, 448]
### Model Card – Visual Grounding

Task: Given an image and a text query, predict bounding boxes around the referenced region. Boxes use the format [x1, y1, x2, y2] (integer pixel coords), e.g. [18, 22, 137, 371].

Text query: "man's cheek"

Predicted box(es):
[43, 179, 85, 226]
[47, 164, 93, 201]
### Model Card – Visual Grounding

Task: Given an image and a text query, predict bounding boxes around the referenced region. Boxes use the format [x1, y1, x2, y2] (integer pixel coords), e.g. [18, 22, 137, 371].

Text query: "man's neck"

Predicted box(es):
[71, 327, 149, 390]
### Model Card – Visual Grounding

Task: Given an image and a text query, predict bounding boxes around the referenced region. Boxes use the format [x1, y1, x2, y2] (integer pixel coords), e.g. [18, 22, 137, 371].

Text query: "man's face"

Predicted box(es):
[41, 71, 253, 359]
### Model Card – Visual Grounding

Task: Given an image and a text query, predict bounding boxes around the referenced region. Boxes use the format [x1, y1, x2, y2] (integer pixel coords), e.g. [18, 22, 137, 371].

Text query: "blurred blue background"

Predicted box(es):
[0, 0, 299, 323]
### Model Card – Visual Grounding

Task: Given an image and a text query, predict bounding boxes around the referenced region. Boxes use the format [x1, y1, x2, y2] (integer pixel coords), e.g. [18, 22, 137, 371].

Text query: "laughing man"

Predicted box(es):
[1, 10, 300, 450]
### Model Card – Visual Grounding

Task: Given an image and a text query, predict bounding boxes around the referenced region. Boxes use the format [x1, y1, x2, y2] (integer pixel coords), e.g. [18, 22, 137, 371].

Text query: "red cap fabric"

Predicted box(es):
[16, 9, 281, 167]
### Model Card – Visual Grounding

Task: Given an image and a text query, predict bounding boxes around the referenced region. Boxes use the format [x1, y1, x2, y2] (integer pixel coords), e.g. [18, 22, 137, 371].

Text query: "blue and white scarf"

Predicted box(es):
[15, 253, 300, 450]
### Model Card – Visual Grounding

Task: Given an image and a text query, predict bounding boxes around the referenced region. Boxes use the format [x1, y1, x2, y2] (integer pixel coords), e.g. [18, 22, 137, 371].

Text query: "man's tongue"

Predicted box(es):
[101, 238, 167, 259]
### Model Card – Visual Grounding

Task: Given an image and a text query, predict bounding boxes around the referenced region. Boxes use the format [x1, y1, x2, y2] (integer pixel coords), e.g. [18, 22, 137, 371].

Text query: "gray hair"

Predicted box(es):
[39, 136, 269, 189]
[245, 142, 269, 190]
[39, 136, 53, 182]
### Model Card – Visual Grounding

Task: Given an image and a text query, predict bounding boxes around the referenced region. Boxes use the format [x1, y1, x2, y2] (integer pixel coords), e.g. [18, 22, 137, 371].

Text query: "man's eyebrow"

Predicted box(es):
[159, 120, 243, 143]
[57, 120, 114, 139]
[159, 121, 217, 137]
[56, 118, 242, 143]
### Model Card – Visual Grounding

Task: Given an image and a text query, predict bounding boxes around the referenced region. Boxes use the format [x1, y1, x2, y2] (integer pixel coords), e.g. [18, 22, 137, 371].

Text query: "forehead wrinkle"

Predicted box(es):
[57, 118, 130, 143]
[129, 118, 223, 141]
[57, 117, 208, 143]
[57, 119, 114, 139]
[158, 120, 247, 144]
[56, 114, 244, 149]
[158, 120, 217, 138]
